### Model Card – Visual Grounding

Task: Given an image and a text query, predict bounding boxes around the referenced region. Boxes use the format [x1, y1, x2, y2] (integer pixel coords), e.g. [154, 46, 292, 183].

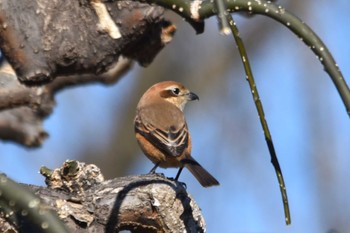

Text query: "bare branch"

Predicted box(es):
[0, 0, 173, 85]
[0, 0, 176, 146]
[0, 161, 206, 232]
[0, 57, 132, 147]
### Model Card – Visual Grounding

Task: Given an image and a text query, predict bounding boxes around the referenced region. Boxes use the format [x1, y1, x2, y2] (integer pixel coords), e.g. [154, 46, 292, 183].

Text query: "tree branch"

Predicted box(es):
[0, 0, 176, 146]
[0, 161, 206, 232]
[142, 0, 350, 116]
[0, 0, 174, 85]
[0, 57, 132, 147]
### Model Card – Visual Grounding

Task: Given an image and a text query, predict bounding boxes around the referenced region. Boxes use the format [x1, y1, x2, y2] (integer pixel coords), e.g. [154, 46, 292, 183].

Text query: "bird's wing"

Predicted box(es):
[135, 112, 189, 157]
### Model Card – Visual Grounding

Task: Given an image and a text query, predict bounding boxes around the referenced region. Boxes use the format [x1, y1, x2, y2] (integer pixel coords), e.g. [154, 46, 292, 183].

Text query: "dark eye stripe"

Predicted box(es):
[159, 88, 181, 98]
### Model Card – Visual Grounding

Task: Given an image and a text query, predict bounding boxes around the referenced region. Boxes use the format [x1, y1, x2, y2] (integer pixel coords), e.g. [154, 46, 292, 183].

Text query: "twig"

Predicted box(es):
[141, 0, 350, 116]
[226, 14, 291, 225]
[214, 0, 230, 35]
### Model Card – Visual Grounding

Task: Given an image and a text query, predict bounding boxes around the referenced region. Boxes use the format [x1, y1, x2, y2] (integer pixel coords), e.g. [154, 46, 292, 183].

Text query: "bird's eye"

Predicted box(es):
[171, 88, 180, 95]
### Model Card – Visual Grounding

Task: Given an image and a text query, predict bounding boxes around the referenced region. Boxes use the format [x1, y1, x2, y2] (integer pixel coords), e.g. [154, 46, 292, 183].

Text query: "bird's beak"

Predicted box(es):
[187, 92, 199, 101]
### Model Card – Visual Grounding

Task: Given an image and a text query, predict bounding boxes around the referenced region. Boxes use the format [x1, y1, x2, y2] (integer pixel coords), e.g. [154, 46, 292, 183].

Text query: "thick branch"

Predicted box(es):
[0, 58, 132, 147]
[0, 161, 206, 233]
[0, 0, 176, 146]
[0, 0, 173, 85]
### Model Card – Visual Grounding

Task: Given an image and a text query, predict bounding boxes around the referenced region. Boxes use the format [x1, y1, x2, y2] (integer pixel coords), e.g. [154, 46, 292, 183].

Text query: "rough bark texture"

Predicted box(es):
[0, 1, 206, 232]
[0, 161, 206, 233]
[0, 0, 171, 84]
[0, 0, 176, 146]
[0, 58, 132, 147]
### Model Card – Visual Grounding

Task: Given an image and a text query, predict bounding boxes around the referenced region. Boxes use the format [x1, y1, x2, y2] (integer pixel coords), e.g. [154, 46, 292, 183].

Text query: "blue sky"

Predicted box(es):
[1, 1, 350, 232]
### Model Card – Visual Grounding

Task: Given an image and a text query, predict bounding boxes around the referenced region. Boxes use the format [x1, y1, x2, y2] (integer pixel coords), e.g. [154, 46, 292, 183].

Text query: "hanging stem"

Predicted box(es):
[226, 14, 291, 225]
[142, 0, 350, 116]
[200, 0, 350, 116]
[214, 0, 231, 35]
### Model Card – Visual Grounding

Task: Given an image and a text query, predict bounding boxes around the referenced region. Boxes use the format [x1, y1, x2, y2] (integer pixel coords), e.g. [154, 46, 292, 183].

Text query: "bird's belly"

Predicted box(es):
[145, 152, 181, 168]
[158, 155, 182, 168]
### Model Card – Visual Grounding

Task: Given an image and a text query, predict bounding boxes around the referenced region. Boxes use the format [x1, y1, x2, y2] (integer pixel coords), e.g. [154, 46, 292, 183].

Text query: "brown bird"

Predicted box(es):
[134, 81, 219, 187]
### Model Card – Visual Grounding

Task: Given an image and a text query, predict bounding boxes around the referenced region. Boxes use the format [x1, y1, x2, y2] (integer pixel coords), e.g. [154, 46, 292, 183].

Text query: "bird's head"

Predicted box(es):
[155, 81, 199, 111]
[137, 81, 199, 111]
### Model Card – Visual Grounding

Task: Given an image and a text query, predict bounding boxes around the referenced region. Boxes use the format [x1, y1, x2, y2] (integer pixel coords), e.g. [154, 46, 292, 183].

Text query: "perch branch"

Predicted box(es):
[0, 161, 206, 233]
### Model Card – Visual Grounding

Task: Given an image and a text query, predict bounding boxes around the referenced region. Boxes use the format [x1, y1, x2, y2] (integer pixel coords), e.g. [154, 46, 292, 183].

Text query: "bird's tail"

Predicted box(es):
[182, 156, 219, 187]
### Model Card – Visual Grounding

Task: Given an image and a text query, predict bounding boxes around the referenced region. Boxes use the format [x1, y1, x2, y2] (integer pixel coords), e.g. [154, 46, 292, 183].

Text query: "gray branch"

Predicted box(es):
[0, 161, 206, 233]
[0, 58, 133, 147]
[0, 0, 176, 146]
[0, 0, 173, 84]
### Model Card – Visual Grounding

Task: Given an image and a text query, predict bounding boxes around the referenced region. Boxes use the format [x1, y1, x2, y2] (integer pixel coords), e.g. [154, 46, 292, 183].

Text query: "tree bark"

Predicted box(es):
[0, 161, 206, 233]
[0, 58, 132, 147]
[0, 0, 172, 84]
[0, 0, 176, 146]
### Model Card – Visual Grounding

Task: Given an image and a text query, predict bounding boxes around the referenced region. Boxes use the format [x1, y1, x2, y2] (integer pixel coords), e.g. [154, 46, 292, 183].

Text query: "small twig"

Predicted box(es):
[140, 0, 350, 116]
[226, 14, 291, 225]
[199, 0, 350, 116]
[214, 0, 230, 35]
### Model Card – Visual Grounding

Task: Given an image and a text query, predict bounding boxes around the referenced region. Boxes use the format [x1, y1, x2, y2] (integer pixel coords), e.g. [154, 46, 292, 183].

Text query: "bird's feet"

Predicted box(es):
[167, 177, 187, 189]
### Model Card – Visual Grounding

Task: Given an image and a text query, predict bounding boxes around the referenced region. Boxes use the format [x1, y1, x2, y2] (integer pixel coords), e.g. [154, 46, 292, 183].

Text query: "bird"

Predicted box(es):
[134, 81, 219, 187]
